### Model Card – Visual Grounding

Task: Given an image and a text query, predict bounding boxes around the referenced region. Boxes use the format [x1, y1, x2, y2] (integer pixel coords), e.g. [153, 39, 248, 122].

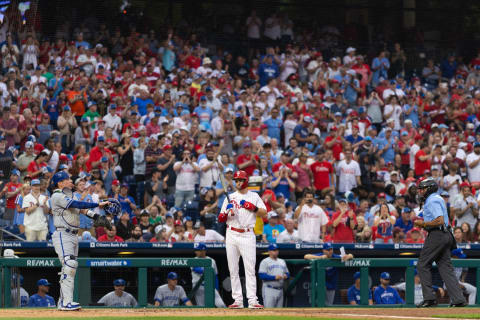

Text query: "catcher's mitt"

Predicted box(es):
[93, 215, 112, 229]
[104, 198, 122, 216]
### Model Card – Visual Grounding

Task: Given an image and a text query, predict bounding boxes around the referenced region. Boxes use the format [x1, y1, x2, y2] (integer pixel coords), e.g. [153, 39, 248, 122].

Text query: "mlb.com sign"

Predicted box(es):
[26, 259, 55, 267]
[344, 259, 371, 267]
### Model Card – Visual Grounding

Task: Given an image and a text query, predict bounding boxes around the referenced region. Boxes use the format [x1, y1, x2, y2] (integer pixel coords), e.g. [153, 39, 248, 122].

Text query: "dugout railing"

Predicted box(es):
[0, 257, 216, 308]
[312, 258, 480, 307]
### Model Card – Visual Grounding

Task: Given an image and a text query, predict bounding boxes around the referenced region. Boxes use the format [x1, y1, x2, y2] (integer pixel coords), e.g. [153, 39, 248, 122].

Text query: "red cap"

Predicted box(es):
[411, 227, 421, 232]
[378, 192, 386, 198]
[331, 126, 337, 131]
[353, 124, 359, 129]
[261, 124, 268, 130]
[460, 182, 470, 188]
[224, 119, 231, 124]
[163, 144, 172, 151]
[59, 154, 68, 162]
[387, 161, 393, 166]
[34, 144, 44, 155]
[112, 179, 120, 186]
[174, 220, 182, 226]
[218, 78, 226, 84]
[414, 134, 423, 141]
[350, 111, 359, 117]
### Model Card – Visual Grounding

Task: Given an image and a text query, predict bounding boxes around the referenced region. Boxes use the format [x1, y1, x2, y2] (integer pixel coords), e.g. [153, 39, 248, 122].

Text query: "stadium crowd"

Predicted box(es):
[1, 10, 480, 244]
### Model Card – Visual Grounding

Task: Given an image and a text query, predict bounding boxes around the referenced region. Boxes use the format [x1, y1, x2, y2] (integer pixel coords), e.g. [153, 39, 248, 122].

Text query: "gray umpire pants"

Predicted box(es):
[417, 229, 466, 304]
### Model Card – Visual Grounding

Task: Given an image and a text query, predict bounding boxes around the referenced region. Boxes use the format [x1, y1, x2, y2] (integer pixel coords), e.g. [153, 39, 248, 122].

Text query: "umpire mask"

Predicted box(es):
[417, 177, 438, 203]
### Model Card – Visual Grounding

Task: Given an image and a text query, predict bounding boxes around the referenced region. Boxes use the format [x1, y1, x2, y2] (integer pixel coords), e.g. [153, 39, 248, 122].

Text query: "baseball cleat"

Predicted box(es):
[449, 301, 468, 308]
[248, 303, 264, 309]
[59, 302, 81, 311]
[228, 302, 244, 309]
[416, 300, 437, 308]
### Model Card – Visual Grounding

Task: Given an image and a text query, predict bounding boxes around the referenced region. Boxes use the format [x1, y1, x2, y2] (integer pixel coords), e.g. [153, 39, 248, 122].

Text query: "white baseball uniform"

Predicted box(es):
[453, 266, 477, 305]
[297, 204, 329, 242]
[220, 190, 266, 306]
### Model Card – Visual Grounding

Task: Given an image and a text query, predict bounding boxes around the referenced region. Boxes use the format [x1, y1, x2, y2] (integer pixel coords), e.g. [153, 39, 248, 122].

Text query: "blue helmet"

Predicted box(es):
[52, 171, 70, 187]
[12, 274, 23, 285]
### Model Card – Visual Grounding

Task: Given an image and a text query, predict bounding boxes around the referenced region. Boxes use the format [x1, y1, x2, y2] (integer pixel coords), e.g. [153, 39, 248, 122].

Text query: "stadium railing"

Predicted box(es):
[0, 257, 215, 308]
[312, 258, 480, 307]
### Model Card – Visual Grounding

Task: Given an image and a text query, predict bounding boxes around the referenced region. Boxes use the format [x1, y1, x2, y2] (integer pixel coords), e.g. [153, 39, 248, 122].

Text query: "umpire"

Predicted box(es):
[414, 178, 467, 308]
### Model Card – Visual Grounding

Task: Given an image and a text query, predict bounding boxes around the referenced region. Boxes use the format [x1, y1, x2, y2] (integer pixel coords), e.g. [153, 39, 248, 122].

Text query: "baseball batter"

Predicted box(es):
[218, 170, 267, 309]
[191, 242, 226, 307]
[50, 171, 113, 311]
[154, 272, 192, 306]
[258, 243, 289, 308]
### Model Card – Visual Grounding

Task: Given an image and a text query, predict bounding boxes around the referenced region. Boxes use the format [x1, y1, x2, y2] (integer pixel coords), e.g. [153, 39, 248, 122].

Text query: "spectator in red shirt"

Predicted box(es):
[331, 199, 357, 243]
[87, 136, 113, 171]
[310, 149, 335, 196]
[324, 126, 344, 161]
[414, 142, 431, 177]
[1, 169, 22, 224]
[272, 153, 297, 177]
[97, 225, 124, 242]
[27, 150, 49, 178]
[236, 142, 259, 176]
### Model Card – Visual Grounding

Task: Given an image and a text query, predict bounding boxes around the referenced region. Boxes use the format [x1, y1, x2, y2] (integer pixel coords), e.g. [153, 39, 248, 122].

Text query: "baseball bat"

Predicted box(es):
[219, 172, 231, 203]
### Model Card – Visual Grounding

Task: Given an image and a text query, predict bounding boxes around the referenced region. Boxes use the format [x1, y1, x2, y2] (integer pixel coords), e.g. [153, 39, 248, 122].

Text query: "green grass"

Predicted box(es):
[1, 317, 355, 320]
[434, 315, 480, 319]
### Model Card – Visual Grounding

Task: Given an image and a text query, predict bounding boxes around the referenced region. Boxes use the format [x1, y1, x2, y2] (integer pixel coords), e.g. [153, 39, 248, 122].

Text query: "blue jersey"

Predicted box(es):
[263, 118, 283, 142]
[423, 193, 449, 226]
[118, 194, 136, 217]
[272, 177, 290, 200]
[193, 106, 213, 124]
[347, 284, 372, 304]
[345, 134, 363, 145]
[394, 218, 413, 233]
[293, 124, 309, 147]
[28, 293, 56, 307]
[373, 285, 404, 304]
[315, 253, 341, 290]
[263, 223, 285, 243]
[258, 63, 279, 86]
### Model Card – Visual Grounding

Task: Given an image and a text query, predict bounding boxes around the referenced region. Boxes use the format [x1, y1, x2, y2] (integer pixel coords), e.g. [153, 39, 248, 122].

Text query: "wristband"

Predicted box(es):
[85, 210, 97, 219]
[254, 206, 259, 213]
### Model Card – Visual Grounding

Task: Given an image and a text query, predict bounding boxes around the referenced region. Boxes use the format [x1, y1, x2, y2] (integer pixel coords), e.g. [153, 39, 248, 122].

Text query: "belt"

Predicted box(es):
[57, 228, 78, 235]
[227, 225, 251, 233]
[426, 225, 449, 233]
[266, 285, 282, 290]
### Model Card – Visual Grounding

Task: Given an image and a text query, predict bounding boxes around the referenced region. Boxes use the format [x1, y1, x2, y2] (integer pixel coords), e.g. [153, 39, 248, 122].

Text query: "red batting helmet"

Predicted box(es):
[233, 170, 249, 189]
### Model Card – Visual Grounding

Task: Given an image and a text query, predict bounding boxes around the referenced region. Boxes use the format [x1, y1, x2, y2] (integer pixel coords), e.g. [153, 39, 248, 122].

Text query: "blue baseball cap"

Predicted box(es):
[268, 243, 278, 251]
[200, 96, 207, 101]
[402, 207, 411, 213]
[353, 271, 361, 281]
[275, 192, 285, 199]
[101, 156, 108, 162]
[113, 278, 126, 286]
[452, 248, 466, 259]
[63, 106, 71, 111]
[474, 142, 480, 148]
[364, 136, 372, 142]
[224, 165, 234, 174]
[37, 279, 51, 286]
[195, 242, 207, 251]
[81, 117, 89, 123]
[323, 242, 333, 250]
[109, 104, 117, 109]
[380, 272, 391, 280]
[97, 136, 105, 142]
[167, 272, 178, 280]
[11, 169, 20, 176]
[59, 164, 68, 170]
[31, 179, 41, 186]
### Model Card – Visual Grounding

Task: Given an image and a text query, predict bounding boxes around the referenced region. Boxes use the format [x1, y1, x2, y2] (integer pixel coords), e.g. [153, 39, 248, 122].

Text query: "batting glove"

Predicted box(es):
[240, 200, 257, 212]
[218, 212, 227, 223]
[226, 203, 235, 217]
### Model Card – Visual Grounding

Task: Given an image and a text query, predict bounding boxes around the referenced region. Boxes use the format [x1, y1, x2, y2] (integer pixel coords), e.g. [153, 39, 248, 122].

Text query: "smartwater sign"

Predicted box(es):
[86, 260, 131, 267]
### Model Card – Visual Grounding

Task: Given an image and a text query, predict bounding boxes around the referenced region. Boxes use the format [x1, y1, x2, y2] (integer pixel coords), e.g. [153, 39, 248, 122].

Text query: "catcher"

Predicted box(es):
[50, 171, 121, 311]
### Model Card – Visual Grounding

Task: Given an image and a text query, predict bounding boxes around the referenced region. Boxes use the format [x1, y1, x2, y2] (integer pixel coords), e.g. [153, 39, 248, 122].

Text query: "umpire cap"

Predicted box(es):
[194, 242, 207, 251]
[113, 279, 126, 286]
[37, 279, 51, 286]
[52, 171, 70, 186]
[167, 272, 178, 280]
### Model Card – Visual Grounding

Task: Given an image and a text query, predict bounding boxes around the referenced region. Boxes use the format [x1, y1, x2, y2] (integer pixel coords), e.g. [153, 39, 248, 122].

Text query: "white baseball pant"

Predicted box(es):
[225, 229, 259, 306]
[52, 231, 79, 307]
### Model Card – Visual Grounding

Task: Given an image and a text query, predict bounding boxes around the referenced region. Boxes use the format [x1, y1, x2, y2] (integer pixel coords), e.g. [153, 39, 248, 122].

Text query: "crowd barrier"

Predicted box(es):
[1, 257, 479, 308]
